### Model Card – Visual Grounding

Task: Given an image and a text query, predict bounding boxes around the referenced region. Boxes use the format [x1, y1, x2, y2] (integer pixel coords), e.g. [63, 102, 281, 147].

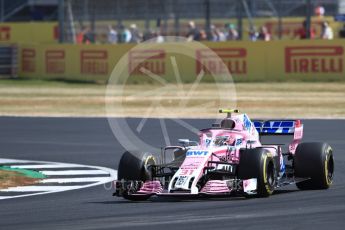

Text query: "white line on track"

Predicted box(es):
[0, 158, 117, 200]
[0, 159, 33, 164]
[40, 177, 110, 183]
[9, 164, 87, 169]
[1, 186, 83, 192]
[40, 170, 109, 176]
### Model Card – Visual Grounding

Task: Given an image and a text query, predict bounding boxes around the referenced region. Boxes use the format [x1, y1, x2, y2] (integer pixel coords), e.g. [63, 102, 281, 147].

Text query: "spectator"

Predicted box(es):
[155, 30, 164, 43]
[257, 26, 271, 41]
[129, 24, 142, 43]
[314, 5, 325, 18]
[199, 29, 208, 41]
[83, 27, 95, 44]
[295, 20, 316, 39]
[320, 21, 333, 40]
[186, 21, 201, 41]
[108, 25, 117, 44]
[76, 26, 93, 44]
[225, 23, 238, 41]
[143, 29, 155, 41]
[216, 27, 226, 41]
[76, 26, 86, 44]
[117, 24, 132, 43]
[248, 27, 258, 41]
[210, 25, 226, 41]
[143, 29, 164, 43]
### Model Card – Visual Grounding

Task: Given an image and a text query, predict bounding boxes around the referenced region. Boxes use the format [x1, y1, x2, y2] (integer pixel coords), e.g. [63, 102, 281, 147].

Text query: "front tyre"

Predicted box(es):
[117, 151, 156, 201]
[238, 148, 276, 198]
[118, 151, 156, 181]
[294, 142, 334, 190]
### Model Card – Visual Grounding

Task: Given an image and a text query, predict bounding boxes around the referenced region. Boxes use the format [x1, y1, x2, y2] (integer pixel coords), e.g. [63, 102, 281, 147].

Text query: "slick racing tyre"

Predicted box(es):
[118, 151, 156, 181]
[117, 151, 157, 201]
[294, 142, 334, 190]
[238, 148, 276, 198]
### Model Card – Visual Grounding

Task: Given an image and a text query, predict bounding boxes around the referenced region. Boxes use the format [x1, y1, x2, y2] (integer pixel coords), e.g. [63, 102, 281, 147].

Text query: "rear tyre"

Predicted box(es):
[294, 142, 334, 190]
[117, 151, 156, 201]
[238, 148, 276, 198]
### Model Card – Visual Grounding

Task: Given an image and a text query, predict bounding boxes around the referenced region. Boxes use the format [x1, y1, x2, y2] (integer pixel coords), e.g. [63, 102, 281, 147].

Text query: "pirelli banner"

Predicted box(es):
[203, 40, 345, 81]
[18, 40, 345, 82]
[18, 43, 133, 82]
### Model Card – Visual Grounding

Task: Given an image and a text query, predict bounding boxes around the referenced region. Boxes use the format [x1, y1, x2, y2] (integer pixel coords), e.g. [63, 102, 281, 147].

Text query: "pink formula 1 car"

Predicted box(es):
[114, 109, 334, 200]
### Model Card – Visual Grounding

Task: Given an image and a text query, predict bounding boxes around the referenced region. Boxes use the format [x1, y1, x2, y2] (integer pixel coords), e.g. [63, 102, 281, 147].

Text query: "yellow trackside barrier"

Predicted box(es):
[18, 43, 135, 82]
[17, 39, 345, 83]
[266, 40, 345, 81]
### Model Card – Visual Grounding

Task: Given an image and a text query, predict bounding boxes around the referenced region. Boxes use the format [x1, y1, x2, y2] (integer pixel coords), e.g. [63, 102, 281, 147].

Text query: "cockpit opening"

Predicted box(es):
[220, 119, 236, 129]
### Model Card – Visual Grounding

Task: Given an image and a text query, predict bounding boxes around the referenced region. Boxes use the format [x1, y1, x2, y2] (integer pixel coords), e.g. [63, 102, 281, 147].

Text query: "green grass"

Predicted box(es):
[0, 165, 45, 189]
[0, 166, 46, 179]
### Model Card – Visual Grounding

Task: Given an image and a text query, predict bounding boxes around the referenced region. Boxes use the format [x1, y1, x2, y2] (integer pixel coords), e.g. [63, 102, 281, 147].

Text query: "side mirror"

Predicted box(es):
[178, 139, 198, 146]
[178, 139, 190, 146]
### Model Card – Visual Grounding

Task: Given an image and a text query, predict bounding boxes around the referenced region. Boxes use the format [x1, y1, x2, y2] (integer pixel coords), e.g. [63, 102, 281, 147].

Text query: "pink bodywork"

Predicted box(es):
[289, 121, 303, 154]
[138, 181, 163, 194]
[136, 114, 303, 196]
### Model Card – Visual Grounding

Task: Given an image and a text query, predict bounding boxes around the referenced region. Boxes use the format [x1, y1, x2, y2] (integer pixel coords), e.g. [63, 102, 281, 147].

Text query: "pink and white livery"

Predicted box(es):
[114, 109, 334, 201]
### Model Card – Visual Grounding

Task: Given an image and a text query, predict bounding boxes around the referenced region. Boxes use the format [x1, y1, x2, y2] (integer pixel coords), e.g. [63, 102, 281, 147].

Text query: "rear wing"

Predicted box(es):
[253, 120, 303, 135]
[253, 119, 304, 154]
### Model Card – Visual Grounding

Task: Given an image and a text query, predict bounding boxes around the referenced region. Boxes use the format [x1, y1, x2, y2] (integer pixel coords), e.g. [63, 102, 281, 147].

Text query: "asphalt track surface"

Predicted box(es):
[0, 117, 344, 230]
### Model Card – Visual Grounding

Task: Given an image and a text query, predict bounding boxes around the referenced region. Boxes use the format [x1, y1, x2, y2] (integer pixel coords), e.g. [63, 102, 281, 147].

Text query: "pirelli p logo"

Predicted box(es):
[285, 46, 344, 74]
[80, 50, 108, 75]
[196, 48, 247, 75]
[46, 50, 65, 74]
[128, 49, 165, 75]
[21, 48, 36, 72]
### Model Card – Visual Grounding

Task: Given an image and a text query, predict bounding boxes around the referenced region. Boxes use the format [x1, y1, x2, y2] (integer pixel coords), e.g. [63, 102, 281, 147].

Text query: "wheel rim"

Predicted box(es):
[326, 154, 334, 184]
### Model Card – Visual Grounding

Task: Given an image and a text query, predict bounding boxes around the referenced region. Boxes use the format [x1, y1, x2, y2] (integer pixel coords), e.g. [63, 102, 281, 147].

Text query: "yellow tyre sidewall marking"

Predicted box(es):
[263, 155, 273, 194]
[324, 147, 333, 186]
[144, 155, 156, 169]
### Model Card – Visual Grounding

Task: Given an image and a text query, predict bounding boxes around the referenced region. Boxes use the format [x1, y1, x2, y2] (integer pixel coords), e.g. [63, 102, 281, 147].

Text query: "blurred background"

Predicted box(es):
[1, 0, 345, 79]
[1, 0, 345, 44]
[0, 0, 345, 118]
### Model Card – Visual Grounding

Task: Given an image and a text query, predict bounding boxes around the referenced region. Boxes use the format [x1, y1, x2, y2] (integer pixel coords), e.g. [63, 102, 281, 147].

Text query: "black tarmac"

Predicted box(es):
[0, 117, 344, 230]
